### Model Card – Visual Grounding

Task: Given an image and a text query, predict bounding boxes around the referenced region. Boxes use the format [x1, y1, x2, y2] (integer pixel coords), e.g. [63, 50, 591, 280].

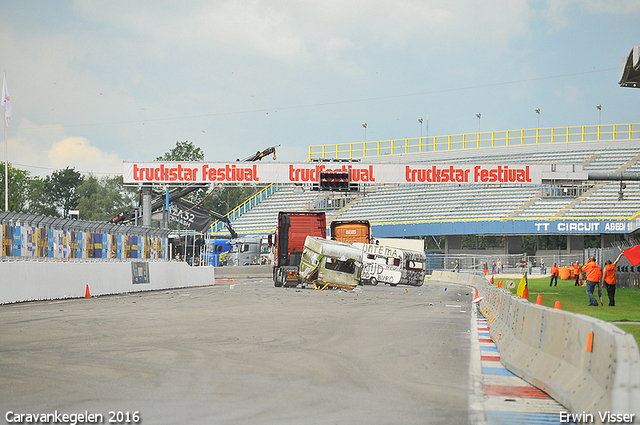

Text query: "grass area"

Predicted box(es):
[617, 324, 640, 344]
[500, 276, 640, 347]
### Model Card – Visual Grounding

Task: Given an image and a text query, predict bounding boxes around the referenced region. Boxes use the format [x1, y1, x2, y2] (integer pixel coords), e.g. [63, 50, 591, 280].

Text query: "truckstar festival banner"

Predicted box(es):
[123, 162, 544, 185]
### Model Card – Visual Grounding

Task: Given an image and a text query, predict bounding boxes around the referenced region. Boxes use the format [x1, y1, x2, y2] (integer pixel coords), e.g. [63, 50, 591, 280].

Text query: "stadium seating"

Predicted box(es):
[214, 138, 640, 236]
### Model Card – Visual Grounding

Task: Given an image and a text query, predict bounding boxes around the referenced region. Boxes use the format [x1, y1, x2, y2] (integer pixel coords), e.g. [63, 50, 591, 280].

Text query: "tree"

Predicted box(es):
[201, 184, 264, 216]
[156, 140, 208, 204]
[27, 177, 59, 217]
[156, 140, 204, 161]
[0, 163, 31, 212]
[45, 167, 84, 217]
[155, 140, 263, 218]
[77, 175, 138, 221]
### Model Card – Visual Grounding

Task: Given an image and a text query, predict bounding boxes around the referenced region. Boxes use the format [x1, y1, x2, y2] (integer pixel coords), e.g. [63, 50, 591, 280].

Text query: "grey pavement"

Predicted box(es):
[1, 278, 475, 425]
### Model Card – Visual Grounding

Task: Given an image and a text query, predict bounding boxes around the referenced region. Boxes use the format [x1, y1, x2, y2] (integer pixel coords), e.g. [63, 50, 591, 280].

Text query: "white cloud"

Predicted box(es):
[7, 120, 123, 177]
[48, 137, 122, 175]
[542, 0, 640, 27]
[71, 0, 533, 68]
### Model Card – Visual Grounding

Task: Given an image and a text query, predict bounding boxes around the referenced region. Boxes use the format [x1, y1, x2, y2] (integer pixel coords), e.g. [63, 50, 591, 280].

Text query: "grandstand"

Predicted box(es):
[211, 123, 640, 257]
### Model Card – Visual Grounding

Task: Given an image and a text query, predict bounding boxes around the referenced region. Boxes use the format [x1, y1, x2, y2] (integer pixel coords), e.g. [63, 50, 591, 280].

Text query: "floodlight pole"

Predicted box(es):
[3, 113, 7, 211]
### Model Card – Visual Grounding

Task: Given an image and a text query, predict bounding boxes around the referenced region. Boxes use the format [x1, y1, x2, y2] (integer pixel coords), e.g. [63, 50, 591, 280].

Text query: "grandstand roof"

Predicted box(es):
[619, 46, 640, 88]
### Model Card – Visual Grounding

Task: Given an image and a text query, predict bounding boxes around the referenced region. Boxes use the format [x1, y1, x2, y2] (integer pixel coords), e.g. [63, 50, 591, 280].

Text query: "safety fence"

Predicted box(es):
[427, 252, 584, 274]
[308, 123, 640, 159]
[0, 211, 169, 261]
[433, 271, 640, 423]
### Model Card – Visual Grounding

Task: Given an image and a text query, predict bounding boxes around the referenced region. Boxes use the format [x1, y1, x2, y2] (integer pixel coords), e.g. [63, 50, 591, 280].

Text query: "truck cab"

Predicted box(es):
[272, 212, 326, 287]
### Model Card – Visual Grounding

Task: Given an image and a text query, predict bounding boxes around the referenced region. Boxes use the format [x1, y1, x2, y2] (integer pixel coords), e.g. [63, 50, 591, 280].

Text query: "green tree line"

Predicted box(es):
[0, 141, 263, 222]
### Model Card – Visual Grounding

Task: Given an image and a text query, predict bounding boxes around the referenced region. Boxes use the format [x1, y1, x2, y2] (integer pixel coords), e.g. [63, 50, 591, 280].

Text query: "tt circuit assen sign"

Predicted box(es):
[123, 162, 543, 185]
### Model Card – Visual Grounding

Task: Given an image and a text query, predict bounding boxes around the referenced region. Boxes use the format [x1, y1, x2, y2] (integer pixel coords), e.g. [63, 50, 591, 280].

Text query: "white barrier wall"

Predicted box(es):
[432, 271, 640, 424]
[0, 261, 215, 304]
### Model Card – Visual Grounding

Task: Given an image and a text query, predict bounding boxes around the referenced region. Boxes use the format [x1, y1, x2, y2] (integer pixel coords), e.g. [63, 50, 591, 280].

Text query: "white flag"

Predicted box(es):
[2, 74, 11, 126]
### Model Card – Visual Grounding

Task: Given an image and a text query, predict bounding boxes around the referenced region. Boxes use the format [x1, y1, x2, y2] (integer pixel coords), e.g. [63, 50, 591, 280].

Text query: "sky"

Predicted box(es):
[0, 0, 639, 177]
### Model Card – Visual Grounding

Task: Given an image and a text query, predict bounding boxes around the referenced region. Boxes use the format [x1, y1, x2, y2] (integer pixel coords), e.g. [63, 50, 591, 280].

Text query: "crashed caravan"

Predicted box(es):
[299, 236, 363, 289]
[354, 242, 426, 287]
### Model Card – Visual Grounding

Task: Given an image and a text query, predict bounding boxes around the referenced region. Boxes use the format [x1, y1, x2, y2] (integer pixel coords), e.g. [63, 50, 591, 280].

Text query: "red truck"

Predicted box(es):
[272, 211, 326, 287]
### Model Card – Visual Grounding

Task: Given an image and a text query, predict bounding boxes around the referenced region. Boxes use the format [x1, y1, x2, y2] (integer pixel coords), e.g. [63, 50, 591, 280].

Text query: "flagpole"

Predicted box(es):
[3, 71, 8, 212]
[3, 96, 7, 212]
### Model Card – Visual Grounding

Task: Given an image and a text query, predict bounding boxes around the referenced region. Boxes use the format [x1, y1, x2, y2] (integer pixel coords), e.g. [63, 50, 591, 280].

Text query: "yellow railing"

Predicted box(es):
[308, 123, 640, 160]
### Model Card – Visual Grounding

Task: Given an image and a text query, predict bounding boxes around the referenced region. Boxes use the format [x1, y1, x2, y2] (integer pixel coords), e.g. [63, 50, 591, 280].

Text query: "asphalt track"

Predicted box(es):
[0, 277, 480, 425]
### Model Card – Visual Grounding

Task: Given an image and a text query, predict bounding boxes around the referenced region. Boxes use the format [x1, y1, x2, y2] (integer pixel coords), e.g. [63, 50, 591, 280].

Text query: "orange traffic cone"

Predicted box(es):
[554, 301, 561, 310]
[536, 293, 542, 305]
[85, 284, 91, 298]
[490, 276, 494, 284]
[475, 289, 479, 299]
[498, 280, 502, 288]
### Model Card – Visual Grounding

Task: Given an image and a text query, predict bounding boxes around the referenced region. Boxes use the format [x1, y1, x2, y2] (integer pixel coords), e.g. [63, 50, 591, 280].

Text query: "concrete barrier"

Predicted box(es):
[213, 264, 272, 279]
[432, 271, 640, 423]
[0, 260, 215, 304]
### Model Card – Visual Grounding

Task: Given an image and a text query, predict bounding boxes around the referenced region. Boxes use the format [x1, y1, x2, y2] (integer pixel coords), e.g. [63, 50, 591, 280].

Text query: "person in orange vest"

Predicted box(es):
[573, 262, 582, 286]
[582, 256, 602, 306]
[601, 253, 623, 306]
[549, 263, 560, 287]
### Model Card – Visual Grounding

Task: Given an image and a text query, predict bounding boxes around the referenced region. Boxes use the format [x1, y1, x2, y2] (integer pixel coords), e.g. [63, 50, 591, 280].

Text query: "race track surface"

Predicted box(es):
[0, 278, 477, 424]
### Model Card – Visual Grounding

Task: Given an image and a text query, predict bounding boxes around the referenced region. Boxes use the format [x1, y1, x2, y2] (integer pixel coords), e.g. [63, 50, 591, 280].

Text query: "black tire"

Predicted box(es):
[274, 269, 283, 287]
[370, 277, 378, 286]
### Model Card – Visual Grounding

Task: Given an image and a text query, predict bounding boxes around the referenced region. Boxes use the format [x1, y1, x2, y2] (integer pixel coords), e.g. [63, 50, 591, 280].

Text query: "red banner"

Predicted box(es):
[123, 162, 544, 185]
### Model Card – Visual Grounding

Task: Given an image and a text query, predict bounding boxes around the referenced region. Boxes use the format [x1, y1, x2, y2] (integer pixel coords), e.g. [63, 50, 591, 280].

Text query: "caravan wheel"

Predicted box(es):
[369, 278, 378, 286]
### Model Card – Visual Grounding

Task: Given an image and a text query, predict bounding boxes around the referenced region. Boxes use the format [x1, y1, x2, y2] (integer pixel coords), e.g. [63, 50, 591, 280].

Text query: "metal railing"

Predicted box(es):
[308, 123, 640, 160]
[209, 183, 283, 235]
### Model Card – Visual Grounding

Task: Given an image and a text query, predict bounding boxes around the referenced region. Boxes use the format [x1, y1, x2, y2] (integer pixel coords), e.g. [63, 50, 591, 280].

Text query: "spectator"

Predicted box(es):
[496, 258, 502, 274]
[601, 254, 623, 306]
[549, 263, 559, 287]
[519, 257, 527, 274]
[483, 261, 488, 275]
[540, 259, 546, 275]
[582, 256, 602, 306]
[453, 260, 459, 273]
[573, 262, 582, 286]
[491, 261, 497, 275]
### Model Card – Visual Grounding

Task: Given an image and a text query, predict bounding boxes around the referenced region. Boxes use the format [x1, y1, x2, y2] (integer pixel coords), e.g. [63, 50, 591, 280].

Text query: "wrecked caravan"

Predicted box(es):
[299, 236, 363, 289]
[400, 249, 427, 287]
[355, 243, 426, 287]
